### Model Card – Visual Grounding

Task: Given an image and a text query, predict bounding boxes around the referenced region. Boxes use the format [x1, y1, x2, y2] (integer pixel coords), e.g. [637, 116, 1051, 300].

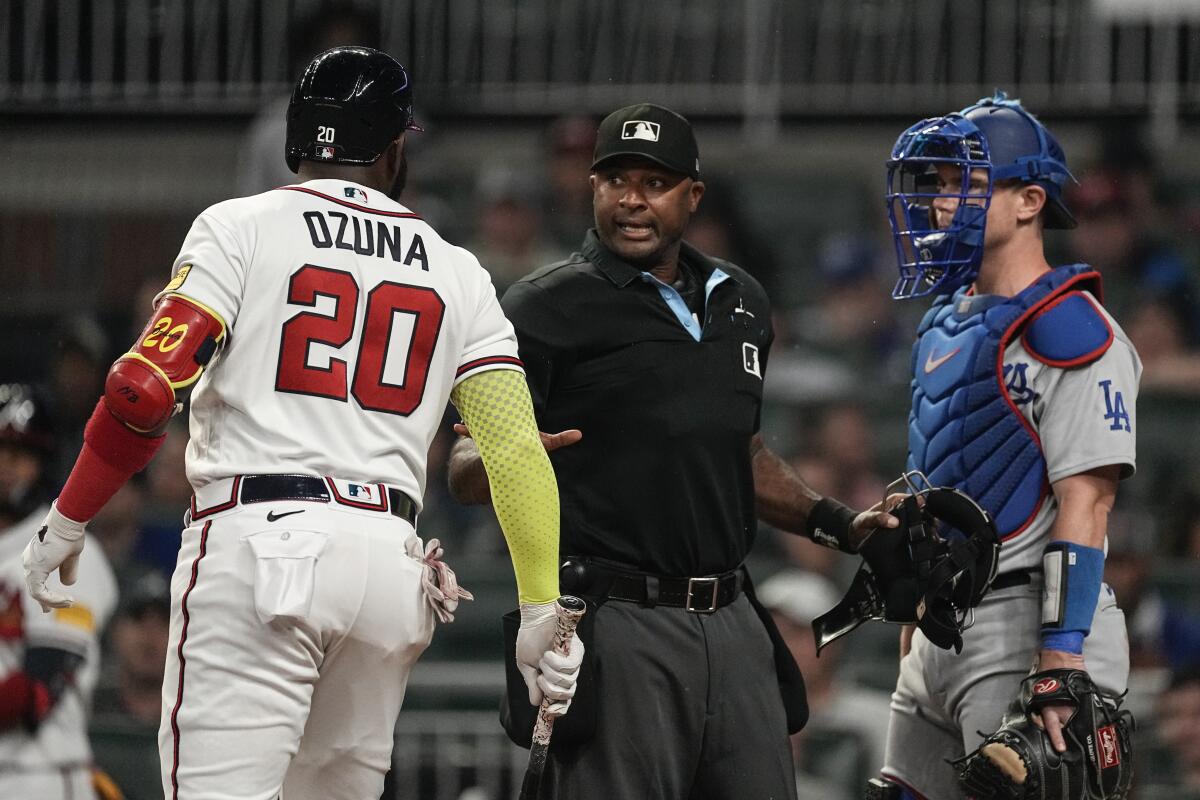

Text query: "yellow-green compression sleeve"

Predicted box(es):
[450, 368, 559, 604]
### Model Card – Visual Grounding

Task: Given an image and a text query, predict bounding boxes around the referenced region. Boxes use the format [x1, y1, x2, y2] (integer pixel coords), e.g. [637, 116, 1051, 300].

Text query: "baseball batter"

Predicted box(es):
[21, 47, 582, 800]
[0, 385, 117, 800]
[871, 94, 1139, 798]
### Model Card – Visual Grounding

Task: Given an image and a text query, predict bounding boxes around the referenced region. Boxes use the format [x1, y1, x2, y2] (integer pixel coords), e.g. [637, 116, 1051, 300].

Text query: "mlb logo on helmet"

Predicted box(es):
[621, 120, 660, 142]
[317, 146, 336, 159]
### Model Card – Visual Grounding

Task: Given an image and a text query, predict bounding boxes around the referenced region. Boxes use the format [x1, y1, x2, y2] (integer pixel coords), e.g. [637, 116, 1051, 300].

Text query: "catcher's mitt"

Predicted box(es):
[955, 669, 1134, 800]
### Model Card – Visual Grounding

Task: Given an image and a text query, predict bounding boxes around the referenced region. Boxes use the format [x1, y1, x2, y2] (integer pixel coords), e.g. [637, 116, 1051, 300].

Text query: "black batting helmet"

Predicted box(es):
[285, 46, 422, 174]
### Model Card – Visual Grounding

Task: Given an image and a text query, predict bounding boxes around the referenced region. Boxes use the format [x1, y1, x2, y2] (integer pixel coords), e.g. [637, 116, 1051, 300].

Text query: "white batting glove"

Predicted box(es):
[22, 502, 87, 612]
[516, 601, 584, 716]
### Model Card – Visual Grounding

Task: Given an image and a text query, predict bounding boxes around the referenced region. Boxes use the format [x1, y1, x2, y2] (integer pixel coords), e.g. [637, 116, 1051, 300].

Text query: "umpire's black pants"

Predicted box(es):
[538, 594, 797, 800]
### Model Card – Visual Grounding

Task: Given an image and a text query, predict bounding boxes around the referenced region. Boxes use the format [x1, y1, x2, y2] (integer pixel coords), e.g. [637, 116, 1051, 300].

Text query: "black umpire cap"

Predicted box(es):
[591, 103, 700, 180]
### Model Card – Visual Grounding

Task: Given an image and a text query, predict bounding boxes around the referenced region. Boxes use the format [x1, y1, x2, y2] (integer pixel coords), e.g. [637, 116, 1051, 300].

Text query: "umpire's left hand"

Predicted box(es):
[847, 493, 904, 551]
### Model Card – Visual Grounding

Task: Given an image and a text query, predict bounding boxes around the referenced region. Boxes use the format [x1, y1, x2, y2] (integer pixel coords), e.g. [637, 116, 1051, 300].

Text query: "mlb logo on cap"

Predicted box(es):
[317, 146, 336, 159]
[621, 120, 660, 142]
[593, 103, 700, 180]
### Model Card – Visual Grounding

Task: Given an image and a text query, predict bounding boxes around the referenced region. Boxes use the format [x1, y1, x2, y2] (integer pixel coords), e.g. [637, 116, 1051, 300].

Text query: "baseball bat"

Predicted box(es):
[517, 594, 586, 800]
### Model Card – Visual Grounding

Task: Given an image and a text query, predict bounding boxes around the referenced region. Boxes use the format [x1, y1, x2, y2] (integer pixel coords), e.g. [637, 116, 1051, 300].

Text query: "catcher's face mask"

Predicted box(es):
[813, 472, 1000, 654]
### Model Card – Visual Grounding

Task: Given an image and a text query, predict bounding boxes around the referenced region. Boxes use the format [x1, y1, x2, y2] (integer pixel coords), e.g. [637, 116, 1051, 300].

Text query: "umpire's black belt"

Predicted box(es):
[190, 474, 417, 525]
[560, 557, 743, 613]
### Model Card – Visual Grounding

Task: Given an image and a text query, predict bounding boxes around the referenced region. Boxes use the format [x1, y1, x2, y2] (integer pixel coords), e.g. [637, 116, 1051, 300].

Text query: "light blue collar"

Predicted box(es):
[640, 267, 730, 341]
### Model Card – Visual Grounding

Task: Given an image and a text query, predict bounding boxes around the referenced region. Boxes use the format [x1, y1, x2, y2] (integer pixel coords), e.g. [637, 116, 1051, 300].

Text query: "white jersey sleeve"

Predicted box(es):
[159, 203, 251, 327]
[454, 249, 523, 385]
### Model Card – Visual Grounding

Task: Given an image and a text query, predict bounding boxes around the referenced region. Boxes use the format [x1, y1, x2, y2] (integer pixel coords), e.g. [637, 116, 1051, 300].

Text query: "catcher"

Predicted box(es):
[856, 93, 1139, 799]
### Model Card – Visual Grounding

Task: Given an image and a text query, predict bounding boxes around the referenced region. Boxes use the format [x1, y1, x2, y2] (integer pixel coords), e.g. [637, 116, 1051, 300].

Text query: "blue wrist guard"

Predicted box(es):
[1040, 541, 1105, 655]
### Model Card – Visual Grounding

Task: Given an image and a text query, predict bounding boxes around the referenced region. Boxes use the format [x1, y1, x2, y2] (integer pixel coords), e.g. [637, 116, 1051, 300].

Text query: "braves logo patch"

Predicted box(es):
[1098, 724, 1120, 768]
[1032, 678, 1060, 695]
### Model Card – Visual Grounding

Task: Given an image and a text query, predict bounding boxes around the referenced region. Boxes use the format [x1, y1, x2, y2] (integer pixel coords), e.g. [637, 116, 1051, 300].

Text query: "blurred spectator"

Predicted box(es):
[1152, 665, 1200, 798]
[45, 316, 110, 486]
[1067, 170, 1200, 347]
[131, 421, 191, 578]
[1124, 295, 1200, 395]
[87, 483, 147, 581]
[762, 454, 859, 586]
[0, 383, 117, 800]
[466, 166, 561, 296]
[0, 383, 57, 526]
[236, 1, 380, 196]
[94, 571, 171, 727]
[543, 116, 598, 252]
[758, 568, 891, 798]
[790, 232, 910, 386]
[1164, 487, 1200, 560]
[1105, 510, 1200, 671]
[809, 403, 887, 512]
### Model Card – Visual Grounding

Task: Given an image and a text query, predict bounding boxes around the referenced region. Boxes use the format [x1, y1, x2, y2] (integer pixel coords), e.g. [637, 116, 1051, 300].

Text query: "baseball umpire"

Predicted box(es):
[867, 93, 1139, 799]
[21, 46, 582, 800]
[449, 103, 899, 799]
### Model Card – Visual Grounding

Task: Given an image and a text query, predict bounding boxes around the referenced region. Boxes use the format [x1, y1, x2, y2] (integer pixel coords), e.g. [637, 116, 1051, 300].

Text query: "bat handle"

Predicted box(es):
[520, 595, 586, 800]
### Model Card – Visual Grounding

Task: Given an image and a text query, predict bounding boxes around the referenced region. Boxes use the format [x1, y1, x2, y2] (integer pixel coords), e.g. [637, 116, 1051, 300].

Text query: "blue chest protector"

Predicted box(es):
[907, 265, 1107, 539]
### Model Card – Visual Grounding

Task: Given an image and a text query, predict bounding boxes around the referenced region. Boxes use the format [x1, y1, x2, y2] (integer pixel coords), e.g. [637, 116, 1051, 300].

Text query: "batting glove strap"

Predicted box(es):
[806, 497, 858, 553]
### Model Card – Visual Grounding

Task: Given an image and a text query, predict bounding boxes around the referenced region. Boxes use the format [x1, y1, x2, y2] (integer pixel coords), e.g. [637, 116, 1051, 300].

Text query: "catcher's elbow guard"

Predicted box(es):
[105, 293, 226, 434]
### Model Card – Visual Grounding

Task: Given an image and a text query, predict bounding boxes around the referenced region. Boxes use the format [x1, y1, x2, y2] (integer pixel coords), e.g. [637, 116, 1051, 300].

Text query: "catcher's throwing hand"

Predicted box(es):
[453, 423, 582, 453]
[516, 601, 585, 717]
[22, 503, 87, 612]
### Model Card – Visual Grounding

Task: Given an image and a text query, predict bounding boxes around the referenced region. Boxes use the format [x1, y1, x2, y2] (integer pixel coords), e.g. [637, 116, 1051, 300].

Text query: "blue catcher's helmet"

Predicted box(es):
[885, 93, 1076, 299]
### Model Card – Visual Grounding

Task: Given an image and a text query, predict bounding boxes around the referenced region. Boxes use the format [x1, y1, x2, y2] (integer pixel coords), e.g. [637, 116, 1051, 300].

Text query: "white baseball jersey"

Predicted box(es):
[0, 505, 116, 772]
[997, 292, 1141, 571]
[165, 179, 522, 503]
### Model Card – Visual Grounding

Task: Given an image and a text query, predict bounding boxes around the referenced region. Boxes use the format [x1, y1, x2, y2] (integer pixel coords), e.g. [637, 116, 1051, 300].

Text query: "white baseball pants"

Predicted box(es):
[159, 477, 435, 800]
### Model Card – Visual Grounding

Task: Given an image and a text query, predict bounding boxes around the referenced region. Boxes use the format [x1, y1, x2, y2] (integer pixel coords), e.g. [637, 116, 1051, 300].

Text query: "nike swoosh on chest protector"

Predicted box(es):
[924, 347, 962, 373]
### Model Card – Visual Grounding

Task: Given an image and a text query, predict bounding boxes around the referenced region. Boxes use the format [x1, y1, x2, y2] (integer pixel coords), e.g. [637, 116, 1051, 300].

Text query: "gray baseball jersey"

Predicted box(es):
[997, 291, 1141, 571]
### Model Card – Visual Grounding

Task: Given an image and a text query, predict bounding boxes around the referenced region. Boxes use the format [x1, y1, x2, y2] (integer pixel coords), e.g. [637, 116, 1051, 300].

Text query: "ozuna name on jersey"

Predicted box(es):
[302, 210, 429, 271]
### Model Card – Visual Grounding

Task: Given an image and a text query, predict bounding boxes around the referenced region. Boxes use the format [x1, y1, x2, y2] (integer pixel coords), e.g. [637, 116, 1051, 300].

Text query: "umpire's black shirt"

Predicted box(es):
[501, 230, 773, 576]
